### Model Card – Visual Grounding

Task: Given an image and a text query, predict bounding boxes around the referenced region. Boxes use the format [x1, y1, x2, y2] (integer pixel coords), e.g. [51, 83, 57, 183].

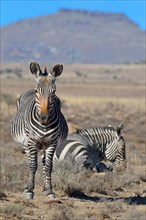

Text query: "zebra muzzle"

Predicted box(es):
[40, 113, 48, 125]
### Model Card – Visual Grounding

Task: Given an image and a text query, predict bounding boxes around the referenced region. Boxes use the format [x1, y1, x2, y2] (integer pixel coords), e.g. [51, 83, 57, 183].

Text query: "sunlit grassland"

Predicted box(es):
[61, 95, 145, 111]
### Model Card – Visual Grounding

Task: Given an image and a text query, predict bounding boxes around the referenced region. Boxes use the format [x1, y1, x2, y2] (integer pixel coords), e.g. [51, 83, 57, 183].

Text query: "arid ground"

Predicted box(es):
[0, 63, 146, 220]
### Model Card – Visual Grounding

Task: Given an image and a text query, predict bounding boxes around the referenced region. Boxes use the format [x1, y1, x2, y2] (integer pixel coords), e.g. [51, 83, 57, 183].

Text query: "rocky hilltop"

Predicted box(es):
[1, 9, 145, 63]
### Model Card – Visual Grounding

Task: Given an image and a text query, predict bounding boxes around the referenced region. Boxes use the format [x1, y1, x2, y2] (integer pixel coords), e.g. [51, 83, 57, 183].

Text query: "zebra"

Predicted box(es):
[11, 62, 68, 199]
[54, 123, 126, 172]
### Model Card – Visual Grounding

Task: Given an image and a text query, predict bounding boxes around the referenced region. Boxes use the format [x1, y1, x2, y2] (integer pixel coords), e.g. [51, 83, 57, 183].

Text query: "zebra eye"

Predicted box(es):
[39, 88, 43, 94]
[36, 92, 40, 96]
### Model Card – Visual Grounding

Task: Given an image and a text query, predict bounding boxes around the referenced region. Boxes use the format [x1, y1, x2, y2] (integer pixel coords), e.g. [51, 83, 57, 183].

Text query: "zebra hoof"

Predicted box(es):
[47, 193, 55, 199]
[94, 162, 111, 173]
[107, 166, 113, 172]
[23, 190, 34, 200]
[42, 190, 55, 198]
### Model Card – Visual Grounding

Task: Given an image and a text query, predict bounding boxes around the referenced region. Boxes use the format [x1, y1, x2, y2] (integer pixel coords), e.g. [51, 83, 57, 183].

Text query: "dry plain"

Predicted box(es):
[0, 63, 146, 220]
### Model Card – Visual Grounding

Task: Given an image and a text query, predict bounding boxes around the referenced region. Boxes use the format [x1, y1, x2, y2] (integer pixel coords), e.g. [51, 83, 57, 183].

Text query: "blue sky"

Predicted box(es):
[1, 0, 146, 30]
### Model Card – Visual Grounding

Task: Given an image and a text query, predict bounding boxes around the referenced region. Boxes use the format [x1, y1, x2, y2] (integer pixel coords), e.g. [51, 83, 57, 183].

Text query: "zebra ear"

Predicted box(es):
[30, 62, 42, 77]
[50, 64, 63, 77]
[117, 123, 124, 135]
[76, 128, 81, 133]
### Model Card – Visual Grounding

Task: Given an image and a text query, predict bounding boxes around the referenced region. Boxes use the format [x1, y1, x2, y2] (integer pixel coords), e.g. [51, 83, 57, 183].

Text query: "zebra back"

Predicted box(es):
[16, 89, 35, 110]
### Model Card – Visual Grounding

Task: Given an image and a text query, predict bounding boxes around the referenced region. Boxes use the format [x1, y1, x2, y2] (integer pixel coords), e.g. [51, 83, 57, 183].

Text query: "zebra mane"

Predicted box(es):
[76, 123, 124, 135]
[76, 126, 116, 134]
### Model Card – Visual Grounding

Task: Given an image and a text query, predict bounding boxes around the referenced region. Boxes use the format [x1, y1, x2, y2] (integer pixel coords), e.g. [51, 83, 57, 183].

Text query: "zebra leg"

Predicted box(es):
[42, 145, 56, 198]
[83, 161, 94, 170]
[23, 147, 38, 199]
[90, 153, 108, 172]
[41, 152, 46, 191]
[83, 155, 94, 170]
[93, 161, 110, 172]
[106, 162, 114, 171]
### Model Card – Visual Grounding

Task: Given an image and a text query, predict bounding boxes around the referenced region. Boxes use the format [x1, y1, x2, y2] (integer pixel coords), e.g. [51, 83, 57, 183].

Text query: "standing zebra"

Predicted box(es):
[11, 62, 68, 199]
[54, 124, 126, 172]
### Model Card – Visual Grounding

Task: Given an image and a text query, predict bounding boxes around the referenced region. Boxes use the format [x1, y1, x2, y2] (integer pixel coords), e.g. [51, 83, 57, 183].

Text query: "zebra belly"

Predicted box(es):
[11, 113, 28, 146]
[11, 128, 28, 146]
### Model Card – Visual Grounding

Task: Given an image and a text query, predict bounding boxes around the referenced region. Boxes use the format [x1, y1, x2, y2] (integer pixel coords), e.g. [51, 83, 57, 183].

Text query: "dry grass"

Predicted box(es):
[0, 203, 24, 219]
[60, 95, 145, 111]
[123, 207, 146, 220]
[52, 159, 146, 197]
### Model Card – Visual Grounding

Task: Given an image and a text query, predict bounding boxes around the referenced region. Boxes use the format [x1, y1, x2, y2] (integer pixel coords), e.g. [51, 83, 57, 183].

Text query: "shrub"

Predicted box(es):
[52, 159, 145, 197]
[123, 207, 146, 220]
[0, 203, 24, 219]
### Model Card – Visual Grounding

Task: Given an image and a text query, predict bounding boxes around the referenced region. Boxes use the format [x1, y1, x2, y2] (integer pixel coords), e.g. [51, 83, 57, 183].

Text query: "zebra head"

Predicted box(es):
[106, 123, 126, 169]
[30, 62, 63, 125]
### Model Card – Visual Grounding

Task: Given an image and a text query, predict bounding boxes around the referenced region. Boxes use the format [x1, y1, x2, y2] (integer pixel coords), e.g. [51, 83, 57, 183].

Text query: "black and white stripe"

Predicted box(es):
[11, 62, 68, 199]
[54, 124, 126, 172]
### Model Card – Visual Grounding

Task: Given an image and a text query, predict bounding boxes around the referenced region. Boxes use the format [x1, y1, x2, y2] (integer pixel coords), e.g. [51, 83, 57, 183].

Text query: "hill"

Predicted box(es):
[1, 9, 145, 63]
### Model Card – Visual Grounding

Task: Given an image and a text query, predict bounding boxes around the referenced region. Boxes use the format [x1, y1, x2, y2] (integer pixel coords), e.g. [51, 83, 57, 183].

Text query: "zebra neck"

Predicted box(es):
[34, 99, 59, 124]
[78, 127, 114, 146]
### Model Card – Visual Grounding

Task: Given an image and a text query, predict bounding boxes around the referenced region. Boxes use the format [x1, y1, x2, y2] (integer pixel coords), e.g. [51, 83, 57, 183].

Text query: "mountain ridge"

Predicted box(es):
[1, 9, 145, 64]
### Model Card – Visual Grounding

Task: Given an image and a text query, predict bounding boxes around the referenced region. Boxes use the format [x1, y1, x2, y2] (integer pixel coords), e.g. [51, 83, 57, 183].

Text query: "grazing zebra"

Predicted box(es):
[11, 62, 68, 199]
[54, 124, 126, 172]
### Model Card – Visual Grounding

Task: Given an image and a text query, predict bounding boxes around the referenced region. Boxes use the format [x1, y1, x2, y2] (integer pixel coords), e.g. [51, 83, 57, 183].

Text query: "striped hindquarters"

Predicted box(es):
[54, 140, 89, 166]
[16, 90, 35, 110]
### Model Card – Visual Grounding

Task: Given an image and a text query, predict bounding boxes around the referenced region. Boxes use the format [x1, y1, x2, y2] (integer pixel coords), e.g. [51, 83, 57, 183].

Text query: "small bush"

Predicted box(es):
[0, 189, 7, 201]
[103, 200, 124, 214]
[1, 93, 16, 105]
[48, 202, 97, 220]
[52, 159, 145, 196]
[0, 203, 24, 219]
[1, 158, 28, 193]
[123, 207, 146, 220]
[49, 205, 75, 220]
[53, 158, 88, 196]
[98, 199, 124, 220]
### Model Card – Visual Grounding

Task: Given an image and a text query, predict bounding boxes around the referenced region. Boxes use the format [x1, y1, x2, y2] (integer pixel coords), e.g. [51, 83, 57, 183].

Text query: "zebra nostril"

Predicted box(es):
[40, 113, 48, 124]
